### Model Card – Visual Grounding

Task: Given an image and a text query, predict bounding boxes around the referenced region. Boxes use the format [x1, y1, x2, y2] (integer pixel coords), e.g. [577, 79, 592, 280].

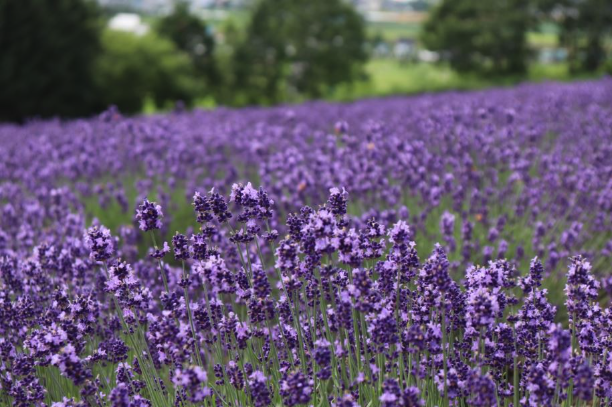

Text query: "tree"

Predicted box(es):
[0, 0, 102, 122]
[559, 0, 612, 73]
[95, 30, 197, 114]
[157, 1, 220, 93]
[231, 0, 368, 105]
[421, 0, 532, 75]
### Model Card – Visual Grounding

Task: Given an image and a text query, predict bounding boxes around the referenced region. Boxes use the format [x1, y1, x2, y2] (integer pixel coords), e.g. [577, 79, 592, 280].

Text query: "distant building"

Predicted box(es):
[108, 13, 149, 35]
[417, 49, 439, 63]
[393, 37, 417, 60]
[373, 42, 391, 58]
[351, 0, 385, 12]
[97, 0, 249, 14]
[98, 0, 169, 14]
[383, 0, 431, 12]
[97, 0, 432, 15]
[352, 0, 433, 11]
[538, 48, 568, 64]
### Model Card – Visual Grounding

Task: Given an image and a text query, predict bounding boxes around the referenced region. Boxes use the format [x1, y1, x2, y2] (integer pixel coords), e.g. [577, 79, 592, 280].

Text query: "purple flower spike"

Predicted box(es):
[84, 225, 114, 262]
[328, 187, 348, 216]
[172, 233, 190, 260]
[135, 199, 163, 232]
[249, 371, 272, 407]
[280, 370, 313, 407]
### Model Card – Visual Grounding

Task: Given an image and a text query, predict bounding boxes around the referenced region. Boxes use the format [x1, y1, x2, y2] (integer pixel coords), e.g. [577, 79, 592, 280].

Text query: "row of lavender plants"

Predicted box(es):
[3, 186, 611, 407]
[1, 79, 610, 276]
[0, 79, 610, 406]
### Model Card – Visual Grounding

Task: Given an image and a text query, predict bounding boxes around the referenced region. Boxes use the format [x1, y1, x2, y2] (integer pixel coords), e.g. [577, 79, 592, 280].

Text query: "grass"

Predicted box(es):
[187, 60, 587, 112]
[329, 59, 584, 102]
[367, 19, 562, 48]
[368, 20, 422, 41]
[528, 31, 559, 48]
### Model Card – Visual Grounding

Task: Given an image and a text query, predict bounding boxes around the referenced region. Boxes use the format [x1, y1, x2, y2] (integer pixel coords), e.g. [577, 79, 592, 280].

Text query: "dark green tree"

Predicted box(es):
[95, 30, 197, 114]
[421, 0, 532, 75]
[559, 0, 612, 73]
[231, 0, 368, 105]
[157, 1, 220, 92]
[0, 0, 102, 122]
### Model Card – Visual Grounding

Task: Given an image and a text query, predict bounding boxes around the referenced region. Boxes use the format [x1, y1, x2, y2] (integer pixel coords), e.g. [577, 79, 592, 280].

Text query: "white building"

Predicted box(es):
[108, 13, 149, 35]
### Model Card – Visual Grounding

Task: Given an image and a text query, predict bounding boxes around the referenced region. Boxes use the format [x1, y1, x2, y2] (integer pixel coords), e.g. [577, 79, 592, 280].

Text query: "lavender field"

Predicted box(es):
[1, 79, 611, 407]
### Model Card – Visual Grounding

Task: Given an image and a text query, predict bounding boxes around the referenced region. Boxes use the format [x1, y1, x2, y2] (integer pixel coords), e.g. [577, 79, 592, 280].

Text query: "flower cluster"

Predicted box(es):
[135, 199, 163, 232]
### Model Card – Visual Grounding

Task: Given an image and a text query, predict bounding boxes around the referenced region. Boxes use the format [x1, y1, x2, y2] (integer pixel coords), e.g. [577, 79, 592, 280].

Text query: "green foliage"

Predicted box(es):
[559, 0, 612, 73]
[0, 0, 101, 122]
[328, 60, 581, 103]
[95, 30, 198, 114]
[156, 1, 220, 93]
[606, 59, 612, 75]
[421, 0, 532, 75]
[229, 0, 368, 105]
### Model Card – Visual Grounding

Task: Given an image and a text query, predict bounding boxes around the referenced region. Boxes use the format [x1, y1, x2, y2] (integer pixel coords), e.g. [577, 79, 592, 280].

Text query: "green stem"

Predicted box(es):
[103, 263, 167, 407]
[151, 233, 170, 293]
[441, 299, 448, 403]
[182, 260, 204, 368]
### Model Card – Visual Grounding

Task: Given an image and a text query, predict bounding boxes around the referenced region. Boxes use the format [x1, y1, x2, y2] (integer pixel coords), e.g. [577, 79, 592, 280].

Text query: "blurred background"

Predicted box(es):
[1, 0, 611, 122]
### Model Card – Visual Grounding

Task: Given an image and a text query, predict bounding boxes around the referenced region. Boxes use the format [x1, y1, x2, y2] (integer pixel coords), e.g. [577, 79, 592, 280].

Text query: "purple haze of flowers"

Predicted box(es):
[1, 80, 612, 406]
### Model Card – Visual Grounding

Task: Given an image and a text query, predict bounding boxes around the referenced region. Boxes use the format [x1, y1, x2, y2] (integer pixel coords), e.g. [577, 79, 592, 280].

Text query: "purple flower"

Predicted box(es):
[172, 233, 190, 260]
[249, 371, 272, 407]
[172, 365, 210, 402]
[466, 286, 500, 329]
[380, 378, 401, 407]
[208, 188, 232, 223]
[190, 233, 208, 261]
[402, 387, 424, 407]
[465, 370, 497, 407]
[440, 211, 456, 252]
[227, 360, 244, 389]
[497, 239, 508, 258]
[109, 382, 131, 407]
[440, 211, 455, 236]
[280, 370, 313, 407]
[388, 220, 411, 244]
[252, 264, 271, 299]
[106, 260, 133, 283]
[50, 343, 91, 386]
[327, 187, 348, 216]
[135, 199, 163, 232]
[565, 255, 599, 322]
[263, 229, 279, 242]
[192, 191, 213, 223]
[230, 182, 259, 206]
[84, 225, 114, 262]
[519, 257, 544, 292]
[462, 219, 473, 241]
[523, 363, 555, 406]
[51, 397, 83, 407]
[314, 338, 332, 380]
[334, 120, 349, 134]
[149, 241, 170, 259]
[98, 337, 129, 363]
[422, 243, 452, 293]
[572, 356, 594, 401]
[369, 306, 398, 346]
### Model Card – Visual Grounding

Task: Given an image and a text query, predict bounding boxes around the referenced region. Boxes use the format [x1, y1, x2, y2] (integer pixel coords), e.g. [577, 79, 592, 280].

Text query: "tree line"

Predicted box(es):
[423, 0, 612, 76]
[0, 0, 610, 122]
